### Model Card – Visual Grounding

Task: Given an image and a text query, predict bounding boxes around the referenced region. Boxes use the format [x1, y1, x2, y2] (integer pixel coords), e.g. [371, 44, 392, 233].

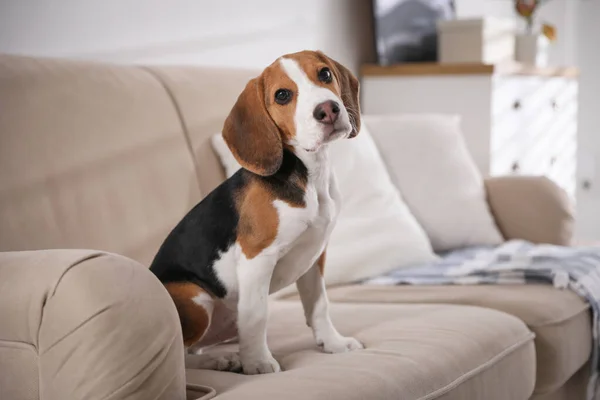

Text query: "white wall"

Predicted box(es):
[454, 0, 513, 19]
[535, 0, 579, 66]
[0, 0, 375, 74]
[574, 0, 600, 241]
[0, 0, 542, 72]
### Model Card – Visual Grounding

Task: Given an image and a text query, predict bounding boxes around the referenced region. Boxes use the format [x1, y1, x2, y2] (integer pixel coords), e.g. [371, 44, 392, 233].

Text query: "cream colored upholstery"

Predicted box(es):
[145, 66, 257, 196]
[0, 54, 589, 400]
[0, 55, 201, 266]
[0, 250, 185, 400]
[485, 176, 575, 246]
[188, 302, 536, 400]
[317, 284, 592, 397]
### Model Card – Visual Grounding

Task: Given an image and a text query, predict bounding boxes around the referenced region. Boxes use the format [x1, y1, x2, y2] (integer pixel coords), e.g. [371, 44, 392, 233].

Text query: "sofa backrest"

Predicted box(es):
[145, 66, 257, 196]
[0, 55, 252, 265]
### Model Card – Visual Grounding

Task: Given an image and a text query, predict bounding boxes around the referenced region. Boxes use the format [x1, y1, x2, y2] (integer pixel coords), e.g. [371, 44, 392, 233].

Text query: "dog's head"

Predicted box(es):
[222, 50, 361, 176]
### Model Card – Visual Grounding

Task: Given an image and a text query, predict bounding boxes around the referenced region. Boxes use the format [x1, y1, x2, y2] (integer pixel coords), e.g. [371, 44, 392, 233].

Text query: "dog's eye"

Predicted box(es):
[318, 67, 332, 84]
[274, 89, 292, 105]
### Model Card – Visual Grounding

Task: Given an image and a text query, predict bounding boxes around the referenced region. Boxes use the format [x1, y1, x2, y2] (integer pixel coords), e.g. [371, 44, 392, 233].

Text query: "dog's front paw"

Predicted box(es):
[185, 352, 242, 372]
[320, 335, 364, 354]
[241, 354, 281, 375]
[213, 352, 243, 372]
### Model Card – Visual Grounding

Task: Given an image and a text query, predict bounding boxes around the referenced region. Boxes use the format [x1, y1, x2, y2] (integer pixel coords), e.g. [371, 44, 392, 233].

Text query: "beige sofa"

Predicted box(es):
[0, 54, 591, 400]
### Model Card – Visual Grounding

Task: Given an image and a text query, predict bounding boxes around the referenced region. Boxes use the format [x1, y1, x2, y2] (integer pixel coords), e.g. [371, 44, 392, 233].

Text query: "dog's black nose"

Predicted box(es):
[313, 100, 340, 124]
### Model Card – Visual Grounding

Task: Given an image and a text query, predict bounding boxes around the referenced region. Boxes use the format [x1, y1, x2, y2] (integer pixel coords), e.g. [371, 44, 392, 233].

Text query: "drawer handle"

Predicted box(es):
[511, 162, 520, 172]
[513, 100, 522, 110]
[551, 100, 559, 110]
[549, 156, 557, 166]
[583, 180, 592, 190]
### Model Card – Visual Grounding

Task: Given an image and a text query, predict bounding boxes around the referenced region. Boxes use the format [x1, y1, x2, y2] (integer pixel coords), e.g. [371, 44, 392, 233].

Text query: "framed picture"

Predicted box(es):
[372, 0, 456, 65]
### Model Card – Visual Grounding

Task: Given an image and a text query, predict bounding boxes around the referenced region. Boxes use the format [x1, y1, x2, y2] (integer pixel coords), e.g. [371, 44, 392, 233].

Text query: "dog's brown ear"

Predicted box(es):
[223, 77, 283, 176]
[318, 51, 361, 138]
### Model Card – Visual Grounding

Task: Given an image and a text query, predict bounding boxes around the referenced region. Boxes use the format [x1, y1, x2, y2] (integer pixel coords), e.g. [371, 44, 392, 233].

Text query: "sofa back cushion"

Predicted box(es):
[0, 55, 201, 265]
[145, 66, 258, 197]
[366, 114, 504, 252]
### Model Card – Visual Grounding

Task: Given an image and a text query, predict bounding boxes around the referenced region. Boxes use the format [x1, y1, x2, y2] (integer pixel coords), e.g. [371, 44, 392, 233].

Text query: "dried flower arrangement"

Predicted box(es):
[515, 0, 557, 41]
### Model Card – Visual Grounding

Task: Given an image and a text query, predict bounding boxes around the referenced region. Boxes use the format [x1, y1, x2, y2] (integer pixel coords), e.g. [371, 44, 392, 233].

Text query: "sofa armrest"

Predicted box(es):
[0, 250, 185, 400]
[484, 176, 575, 246]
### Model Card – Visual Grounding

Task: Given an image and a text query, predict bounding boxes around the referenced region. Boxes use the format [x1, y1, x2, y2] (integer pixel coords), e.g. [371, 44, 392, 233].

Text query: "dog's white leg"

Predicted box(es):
[237, 253, 281, 374]
[296, 260, 364, 353]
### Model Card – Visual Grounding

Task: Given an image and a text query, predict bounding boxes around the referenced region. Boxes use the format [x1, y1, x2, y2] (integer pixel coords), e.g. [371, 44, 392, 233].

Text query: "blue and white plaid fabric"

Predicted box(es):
[362, 240, 600, 399]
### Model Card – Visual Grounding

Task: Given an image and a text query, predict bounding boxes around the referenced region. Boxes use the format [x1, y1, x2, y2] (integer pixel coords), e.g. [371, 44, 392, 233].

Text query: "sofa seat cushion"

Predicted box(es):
[186, 302, 535, 400]
[320, 284, 591, 396]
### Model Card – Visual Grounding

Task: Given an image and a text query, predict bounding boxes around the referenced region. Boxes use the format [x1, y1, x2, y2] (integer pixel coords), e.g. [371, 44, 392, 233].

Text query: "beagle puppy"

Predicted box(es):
[150, 50, 363, 375]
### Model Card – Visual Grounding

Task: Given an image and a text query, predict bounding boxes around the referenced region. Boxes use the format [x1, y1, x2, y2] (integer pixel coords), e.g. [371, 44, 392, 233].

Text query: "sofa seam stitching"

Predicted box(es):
[528, 303, 591, 328]
[0, 340, 40, 398]
[34, 248, 117, 397]
[321, 295, 590, 328]
[140, 66, 203, 193]
[0, 339, 38, 353]
[36, 251, 107, 353]
[418, 332, 536, 400]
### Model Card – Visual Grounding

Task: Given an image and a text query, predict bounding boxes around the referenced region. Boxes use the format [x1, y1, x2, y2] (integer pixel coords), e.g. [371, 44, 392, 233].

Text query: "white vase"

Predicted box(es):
[515, 34, 550, 67]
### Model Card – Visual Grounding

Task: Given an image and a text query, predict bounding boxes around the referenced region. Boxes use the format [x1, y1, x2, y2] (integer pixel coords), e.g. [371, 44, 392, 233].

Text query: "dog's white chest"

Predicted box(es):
[214, 149, 341, 297]
[269, 167, 340, 293]
[274, 182, 334, 241]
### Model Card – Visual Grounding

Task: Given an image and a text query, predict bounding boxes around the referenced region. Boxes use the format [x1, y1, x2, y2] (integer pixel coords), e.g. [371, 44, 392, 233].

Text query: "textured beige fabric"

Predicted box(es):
[186, 302, 535, 400]
[0, 55, 586, 400]
[186, 384, 217, 400]
[0, 55, 201, 265]
[315, 284, 591, 395]
[531, 362, 589, 400]
[145, 66, 257, 197]
[0, 250, 185, 400]
[1, 344, 38, 400]
[485, 176, 575, 245]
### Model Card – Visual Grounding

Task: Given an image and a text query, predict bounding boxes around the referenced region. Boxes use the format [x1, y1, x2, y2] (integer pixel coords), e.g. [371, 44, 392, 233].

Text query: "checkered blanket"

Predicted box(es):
[362, 240, 600, 399]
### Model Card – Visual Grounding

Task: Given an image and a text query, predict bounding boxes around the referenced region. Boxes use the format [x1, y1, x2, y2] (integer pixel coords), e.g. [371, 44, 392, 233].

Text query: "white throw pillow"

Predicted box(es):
[365, 114, 504, 251]
[210, 126, 438, 287]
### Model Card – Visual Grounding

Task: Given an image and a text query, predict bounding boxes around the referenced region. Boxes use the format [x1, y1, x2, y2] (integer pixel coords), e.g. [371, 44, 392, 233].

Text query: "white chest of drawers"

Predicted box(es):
[360, 63, 579, 199]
